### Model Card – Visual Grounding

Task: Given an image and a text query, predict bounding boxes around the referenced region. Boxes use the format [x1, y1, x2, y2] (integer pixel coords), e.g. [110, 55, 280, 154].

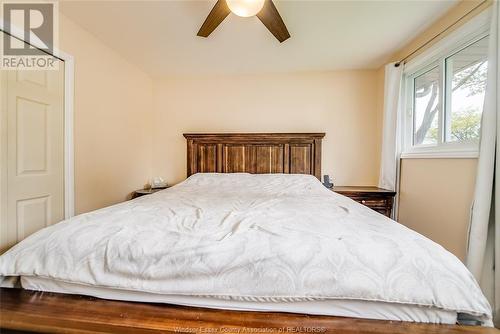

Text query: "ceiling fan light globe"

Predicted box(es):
[226, 0, 265, 17]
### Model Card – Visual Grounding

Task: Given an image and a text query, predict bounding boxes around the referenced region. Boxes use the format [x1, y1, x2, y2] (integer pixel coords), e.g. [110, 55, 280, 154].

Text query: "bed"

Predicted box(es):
[0, 133, 494, 333]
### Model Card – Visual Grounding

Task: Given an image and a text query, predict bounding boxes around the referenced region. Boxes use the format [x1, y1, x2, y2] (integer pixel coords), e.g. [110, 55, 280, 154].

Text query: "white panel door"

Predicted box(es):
[0, 61, 65, 253]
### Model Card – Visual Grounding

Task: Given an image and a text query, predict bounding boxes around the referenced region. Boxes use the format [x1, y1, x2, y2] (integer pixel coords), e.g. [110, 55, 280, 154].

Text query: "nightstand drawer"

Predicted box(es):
[332, 186, 396, 218]
[351, 197, 388, 208]
[373, 208, 392, 216]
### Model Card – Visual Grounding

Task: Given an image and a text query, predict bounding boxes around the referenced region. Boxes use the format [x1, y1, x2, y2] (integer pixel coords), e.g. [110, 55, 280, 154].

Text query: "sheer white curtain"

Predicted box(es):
[378, 63, 403, 192]
[466, 1, 499, 327]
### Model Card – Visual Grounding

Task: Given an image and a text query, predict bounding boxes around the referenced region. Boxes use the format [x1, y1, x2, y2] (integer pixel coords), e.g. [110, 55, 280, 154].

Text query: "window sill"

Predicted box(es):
[401, 148, 479, 159]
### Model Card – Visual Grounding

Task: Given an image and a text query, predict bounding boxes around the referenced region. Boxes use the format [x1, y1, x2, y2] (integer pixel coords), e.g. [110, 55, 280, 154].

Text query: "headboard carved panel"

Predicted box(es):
[183, 133, 325, 179]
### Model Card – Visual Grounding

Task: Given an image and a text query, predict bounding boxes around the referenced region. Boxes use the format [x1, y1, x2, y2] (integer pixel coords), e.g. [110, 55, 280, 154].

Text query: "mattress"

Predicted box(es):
[0, 173, 493, 326]
[21, 276, 458, 324]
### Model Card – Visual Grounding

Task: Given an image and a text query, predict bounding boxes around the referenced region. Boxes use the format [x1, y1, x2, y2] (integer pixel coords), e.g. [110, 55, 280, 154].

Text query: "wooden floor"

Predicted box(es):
[0, 288, 498, 334]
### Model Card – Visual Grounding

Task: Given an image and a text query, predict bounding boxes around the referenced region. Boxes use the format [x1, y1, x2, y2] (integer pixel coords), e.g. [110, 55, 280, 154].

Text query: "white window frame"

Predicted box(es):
[401, 8, 491, 159]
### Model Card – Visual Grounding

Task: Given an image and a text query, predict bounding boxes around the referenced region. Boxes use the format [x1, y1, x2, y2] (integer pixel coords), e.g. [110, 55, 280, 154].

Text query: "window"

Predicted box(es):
[402, 15, 490, 158]
[413, 66, 440, 146]
[445, 38, 488, 143]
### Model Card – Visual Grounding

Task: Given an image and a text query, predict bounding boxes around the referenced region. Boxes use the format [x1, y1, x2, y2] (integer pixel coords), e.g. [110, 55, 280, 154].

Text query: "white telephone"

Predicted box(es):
[150, 176, 168, 189]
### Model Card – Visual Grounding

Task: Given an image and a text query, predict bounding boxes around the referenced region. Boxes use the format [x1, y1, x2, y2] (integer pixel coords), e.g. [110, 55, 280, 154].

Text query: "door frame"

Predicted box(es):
[0, 20, 75, 219]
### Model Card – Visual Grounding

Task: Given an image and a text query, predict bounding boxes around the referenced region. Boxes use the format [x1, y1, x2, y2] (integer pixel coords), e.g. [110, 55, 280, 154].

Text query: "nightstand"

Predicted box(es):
[332, 186, 396, 218]
[131, 187, 168, 199]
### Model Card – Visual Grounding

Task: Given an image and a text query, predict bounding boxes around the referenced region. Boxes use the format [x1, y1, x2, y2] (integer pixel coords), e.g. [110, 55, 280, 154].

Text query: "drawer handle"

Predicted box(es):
[361, 200, 366, 204]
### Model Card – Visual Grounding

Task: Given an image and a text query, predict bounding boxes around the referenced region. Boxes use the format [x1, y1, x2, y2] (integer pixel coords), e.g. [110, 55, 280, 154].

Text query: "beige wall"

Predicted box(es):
[397, 159, 477, 261]
[152, 71, 382, 186]
[391, 0, 491, 64]
[60, 15, 153, 214]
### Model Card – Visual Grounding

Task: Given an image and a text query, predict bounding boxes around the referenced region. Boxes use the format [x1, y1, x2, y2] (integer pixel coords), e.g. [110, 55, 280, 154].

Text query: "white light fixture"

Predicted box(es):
[226, 0, 265, 17]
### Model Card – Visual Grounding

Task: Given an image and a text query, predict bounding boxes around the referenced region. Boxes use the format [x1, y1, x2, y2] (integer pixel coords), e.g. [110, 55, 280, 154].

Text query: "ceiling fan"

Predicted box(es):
[197, 0, 290, 43]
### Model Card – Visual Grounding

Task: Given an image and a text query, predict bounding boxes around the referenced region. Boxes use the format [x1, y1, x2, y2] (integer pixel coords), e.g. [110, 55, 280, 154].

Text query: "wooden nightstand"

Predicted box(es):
[131, 187, 168, 199]
[332, 186, 396, 218]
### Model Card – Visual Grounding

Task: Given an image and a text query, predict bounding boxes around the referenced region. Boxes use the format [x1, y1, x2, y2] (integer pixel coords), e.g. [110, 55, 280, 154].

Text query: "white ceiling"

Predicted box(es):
[60, 0, 458, 77]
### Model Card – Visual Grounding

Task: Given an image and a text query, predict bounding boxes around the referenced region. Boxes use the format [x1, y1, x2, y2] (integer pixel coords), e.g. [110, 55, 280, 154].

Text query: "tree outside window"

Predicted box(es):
[411, 36, 488, 146]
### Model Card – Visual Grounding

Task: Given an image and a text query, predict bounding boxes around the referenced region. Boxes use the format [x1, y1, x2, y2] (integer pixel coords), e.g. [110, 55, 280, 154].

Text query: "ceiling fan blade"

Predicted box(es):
[256, 0, 290, 43]
[197, 0, 231, 37]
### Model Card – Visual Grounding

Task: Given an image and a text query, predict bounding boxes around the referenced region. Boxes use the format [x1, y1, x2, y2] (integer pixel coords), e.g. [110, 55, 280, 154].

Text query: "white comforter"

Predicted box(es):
[0, 173, 492, 325]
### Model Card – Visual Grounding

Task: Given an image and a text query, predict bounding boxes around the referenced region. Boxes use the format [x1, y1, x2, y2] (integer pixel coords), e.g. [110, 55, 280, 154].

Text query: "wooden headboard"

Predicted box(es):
[184, 133, 325, 179]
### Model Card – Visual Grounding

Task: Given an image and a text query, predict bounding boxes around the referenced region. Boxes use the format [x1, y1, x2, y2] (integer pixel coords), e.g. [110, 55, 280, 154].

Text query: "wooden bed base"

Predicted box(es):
[0, 288, 498, 334]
